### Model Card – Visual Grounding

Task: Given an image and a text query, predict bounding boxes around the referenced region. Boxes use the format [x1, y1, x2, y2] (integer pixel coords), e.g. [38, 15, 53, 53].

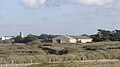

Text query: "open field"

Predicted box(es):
[28, 61, 120, 67]
[0, 41, 120, 64]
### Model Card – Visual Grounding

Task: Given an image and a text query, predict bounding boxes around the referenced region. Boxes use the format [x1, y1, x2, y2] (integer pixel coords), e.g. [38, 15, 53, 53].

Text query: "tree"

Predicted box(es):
[109, 30, 120, 41]
[90, 34, 101, 42]
[38, 34, 57, 43]
[97, 29, 110, 41]
[38, 34, 48, 40]
[24, 34, 38, 43]
[115, 30, 120, 41]
[91, 29, 120, 42]
[14, 36, 24, 43]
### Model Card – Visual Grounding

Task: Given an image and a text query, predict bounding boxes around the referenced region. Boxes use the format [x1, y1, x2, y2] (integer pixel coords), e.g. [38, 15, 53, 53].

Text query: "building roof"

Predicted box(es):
[64, 35, 75, 39]
[2, 36, 15, 38]
[54, 35, 92, 39]
[69, 36, 92, 39]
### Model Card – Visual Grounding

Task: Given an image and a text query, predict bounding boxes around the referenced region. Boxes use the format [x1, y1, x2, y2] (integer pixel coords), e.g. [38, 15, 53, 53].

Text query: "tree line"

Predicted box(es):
[91, 29, 120, 42]
[14, 34, 57, 43]
[14, 29, 120, 43]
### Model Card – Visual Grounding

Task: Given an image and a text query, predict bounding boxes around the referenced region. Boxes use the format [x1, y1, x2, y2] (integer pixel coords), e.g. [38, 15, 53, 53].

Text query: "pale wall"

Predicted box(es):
[52, 36, 70, 43]
[69, 38, 77, 43]
[78, 39, 93, 43]
[1, 37, 13, 40]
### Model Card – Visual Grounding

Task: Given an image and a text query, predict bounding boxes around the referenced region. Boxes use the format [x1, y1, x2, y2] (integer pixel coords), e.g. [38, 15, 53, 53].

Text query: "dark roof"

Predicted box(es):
[69, 36, 92, 39]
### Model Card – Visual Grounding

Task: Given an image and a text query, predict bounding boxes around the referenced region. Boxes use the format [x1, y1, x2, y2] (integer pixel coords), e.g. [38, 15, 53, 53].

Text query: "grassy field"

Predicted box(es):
[0, 41, 120, 64]
[28, 62, 120, 67]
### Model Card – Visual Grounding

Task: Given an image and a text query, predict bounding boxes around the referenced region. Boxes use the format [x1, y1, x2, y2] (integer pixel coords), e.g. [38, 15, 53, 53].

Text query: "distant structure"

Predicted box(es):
[0, 36, 15, 40]
[19, 32, 24, 38]
[52, 35, 93, 44]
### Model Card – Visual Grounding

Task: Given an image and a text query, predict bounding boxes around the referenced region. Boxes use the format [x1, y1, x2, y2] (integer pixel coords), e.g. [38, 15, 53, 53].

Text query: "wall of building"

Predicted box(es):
[52, 36, 70, 43]
[53, 35, 93, 44]
[78, 39, 93, 43]
[69, 38, 77, 43]
[1, 37, 13, 40]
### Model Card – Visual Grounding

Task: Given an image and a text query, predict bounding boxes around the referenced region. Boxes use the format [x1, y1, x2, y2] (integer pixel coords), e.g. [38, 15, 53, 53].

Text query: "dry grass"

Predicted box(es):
[0, 42, 120, 64]
[28, 62, 120, 67]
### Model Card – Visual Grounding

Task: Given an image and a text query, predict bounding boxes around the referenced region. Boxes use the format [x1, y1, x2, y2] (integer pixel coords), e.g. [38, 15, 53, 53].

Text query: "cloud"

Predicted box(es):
[21, 0, 120, 16]
[21, 0, 120, 10]
[69, 0, 113, 6]
[22, 0, 46, 8]
[21, 0, 114, 8]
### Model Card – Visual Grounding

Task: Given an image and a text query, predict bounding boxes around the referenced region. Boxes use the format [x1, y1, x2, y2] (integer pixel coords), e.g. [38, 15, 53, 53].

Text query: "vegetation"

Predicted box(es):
[1, 29, 120, 67]
[91, 29, 120, 42]
[0, 42, 120, 64]
[28, 62, 120, 67]
[14, 34, 56, 43]
[13, 29, 120, 43]
[24, 34, 38, 43]
[14, 36, 24, 43]
[37, 34, 57, 43]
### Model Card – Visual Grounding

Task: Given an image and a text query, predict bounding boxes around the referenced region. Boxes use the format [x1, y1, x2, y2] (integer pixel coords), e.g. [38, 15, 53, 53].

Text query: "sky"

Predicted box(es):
[0, 0, 120, 36]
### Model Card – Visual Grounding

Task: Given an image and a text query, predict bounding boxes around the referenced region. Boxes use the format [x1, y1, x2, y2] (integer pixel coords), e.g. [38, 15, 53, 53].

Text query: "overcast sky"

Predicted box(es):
[0, 0, 120, 36]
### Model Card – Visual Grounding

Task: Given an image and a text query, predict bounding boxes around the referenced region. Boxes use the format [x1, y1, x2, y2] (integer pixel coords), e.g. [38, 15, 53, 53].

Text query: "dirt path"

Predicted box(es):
[80, 59, 120, 63]
[0, 63, 37, 67]
[0, 59, 119, 67]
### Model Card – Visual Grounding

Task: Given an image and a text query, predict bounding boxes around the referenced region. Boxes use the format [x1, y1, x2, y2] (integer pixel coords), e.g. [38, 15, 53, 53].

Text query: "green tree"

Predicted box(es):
[110, 30, 120, 41]
[97, 29, 110, 41]
[14, 36, 24, 43]
[91, 29, 120, 42]
[38, 34, 56, 43]
[24, 34, 38, 43]
[90, 34, 103, 42]
[38, 34, 48, 40]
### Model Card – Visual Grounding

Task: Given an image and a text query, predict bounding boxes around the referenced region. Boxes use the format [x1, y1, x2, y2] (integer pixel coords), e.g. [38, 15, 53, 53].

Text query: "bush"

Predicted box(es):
[24, 34, 38, 43]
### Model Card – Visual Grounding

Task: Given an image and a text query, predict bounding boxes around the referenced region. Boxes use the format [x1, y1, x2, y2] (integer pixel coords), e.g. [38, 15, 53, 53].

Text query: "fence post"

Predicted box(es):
[5, 63, 7, 67]
[12, 60, 14, 67]
[31, 59, 32, 64]
[49, 58, 51, 63]
[64, 58, 66, 63]
[16, 64, 17, 67]
[25, 63, 28, 66]
[4, 60, 7, 67]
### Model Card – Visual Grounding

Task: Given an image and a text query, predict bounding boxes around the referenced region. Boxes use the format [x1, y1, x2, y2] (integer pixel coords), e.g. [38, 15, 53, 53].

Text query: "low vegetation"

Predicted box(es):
[0, 41, 120, 64]
[28, 62, 120, 67]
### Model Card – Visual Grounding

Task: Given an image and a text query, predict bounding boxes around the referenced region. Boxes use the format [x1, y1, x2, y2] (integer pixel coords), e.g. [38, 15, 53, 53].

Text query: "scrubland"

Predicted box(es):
[28, 62, 120, 67]
[0, 41, 120, 65]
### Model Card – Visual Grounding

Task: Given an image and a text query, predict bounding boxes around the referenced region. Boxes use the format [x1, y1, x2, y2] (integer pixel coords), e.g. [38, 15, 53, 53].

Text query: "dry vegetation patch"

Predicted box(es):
[0, 42, 120, 64]
[28, 62, 120, 67]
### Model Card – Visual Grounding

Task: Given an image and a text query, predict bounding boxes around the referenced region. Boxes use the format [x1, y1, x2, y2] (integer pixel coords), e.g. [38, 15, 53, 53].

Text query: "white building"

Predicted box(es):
[52, 35, 77, 43]
[70, 36, 93, 43]
[20, 32, 24, 38]
[1, 36, 15, 40]
[52, 35, 93, 44]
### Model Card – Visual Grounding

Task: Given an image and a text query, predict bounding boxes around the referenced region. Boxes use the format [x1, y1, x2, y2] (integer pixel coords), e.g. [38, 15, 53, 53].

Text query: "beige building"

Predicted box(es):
[52, 35, 93, 43]
[70, 36, 93, 43]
